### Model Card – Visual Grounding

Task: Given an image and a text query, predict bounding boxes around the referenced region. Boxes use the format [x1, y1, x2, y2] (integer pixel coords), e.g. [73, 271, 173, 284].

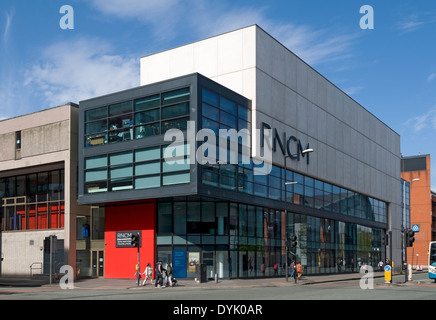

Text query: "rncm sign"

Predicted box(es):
[260, 122, 311, 165]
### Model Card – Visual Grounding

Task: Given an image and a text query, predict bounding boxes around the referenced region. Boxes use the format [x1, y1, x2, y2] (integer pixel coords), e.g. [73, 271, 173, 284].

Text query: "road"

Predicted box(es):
[0, 272, 433, 318]
[0, 272, 434, 301]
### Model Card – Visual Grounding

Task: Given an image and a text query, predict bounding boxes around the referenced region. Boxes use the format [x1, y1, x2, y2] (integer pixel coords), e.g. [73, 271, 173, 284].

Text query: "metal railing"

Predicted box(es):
[30, 262, 43, 277]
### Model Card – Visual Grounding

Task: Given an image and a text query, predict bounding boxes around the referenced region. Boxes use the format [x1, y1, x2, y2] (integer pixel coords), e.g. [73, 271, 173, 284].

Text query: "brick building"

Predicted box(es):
[401, 155, 435, 267]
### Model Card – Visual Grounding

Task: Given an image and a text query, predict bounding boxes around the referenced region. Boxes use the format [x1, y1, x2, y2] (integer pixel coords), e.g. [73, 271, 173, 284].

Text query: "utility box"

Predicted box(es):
[195, 264, 207, 283]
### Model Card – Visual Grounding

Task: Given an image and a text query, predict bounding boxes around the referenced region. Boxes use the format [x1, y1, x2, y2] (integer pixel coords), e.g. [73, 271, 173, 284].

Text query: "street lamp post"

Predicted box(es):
[284, 148, 313, 282]
[403, 178, 419, 282]
[285, 155, 289, 282]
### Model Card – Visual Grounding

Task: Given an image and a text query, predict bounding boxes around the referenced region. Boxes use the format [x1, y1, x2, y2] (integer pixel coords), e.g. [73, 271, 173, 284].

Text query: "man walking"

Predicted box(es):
[155, 260, 165, 288]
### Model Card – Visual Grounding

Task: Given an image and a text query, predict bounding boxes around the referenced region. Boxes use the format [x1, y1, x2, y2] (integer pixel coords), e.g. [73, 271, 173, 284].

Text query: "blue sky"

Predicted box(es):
[1, 0, 436, 190]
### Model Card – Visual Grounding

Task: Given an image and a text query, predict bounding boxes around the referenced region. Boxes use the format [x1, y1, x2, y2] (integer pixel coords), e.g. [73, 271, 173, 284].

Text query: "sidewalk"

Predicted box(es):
[0, 271, 424, 290]
[0, 272, 380, 289]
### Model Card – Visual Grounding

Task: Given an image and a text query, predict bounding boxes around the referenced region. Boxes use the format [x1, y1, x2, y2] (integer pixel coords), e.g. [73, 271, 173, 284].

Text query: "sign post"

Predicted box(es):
[115, 231, 141, 286]
[384, 265, 392, 283]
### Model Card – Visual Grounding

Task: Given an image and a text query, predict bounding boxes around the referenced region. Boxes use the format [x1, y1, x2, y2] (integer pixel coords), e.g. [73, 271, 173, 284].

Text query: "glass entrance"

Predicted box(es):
[91, 250, 104, 278]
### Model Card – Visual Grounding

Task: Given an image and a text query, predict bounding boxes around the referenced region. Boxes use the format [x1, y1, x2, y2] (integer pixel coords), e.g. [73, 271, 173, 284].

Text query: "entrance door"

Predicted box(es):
[91, 250, 105, 278]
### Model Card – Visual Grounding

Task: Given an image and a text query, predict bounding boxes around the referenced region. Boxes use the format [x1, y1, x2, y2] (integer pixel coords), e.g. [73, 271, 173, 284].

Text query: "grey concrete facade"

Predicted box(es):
[0, 104, 89, 276]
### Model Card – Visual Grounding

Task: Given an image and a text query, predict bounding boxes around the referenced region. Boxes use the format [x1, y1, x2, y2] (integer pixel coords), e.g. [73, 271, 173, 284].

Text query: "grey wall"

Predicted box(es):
[254, 26, 402, 264]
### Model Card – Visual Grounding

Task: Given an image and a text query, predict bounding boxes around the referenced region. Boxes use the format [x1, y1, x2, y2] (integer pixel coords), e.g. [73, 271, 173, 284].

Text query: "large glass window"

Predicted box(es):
[109, 152, 133, 191]
[156, 197, 386, 279]
[158, 203, 172, 234]
[84, 142, 191, 194]
[135, 94, 160, 111]
[0, 169, 65, 231]
[162, 102, 189, 120]
[201, 88, 250, 133]
[85, 155, 108, 194]
[201, 152, 388, 225]
[85, 88, 190, 147]
[85, 106, 108, 147]
[162, 88, 190, 106]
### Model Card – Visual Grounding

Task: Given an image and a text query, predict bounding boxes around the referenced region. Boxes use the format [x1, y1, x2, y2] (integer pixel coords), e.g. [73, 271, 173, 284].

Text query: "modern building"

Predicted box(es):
[77, 25, 403, 279]
[0, 103, 90, 277]
[401, 154, 435, 268]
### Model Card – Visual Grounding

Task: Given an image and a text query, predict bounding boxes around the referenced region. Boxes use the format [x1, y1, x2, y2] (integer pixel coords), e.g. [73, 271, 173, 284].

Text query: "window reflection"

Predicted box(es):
[85, 88, 190, 148]
[201, 159, 388, 225]
[156, 197, 385, 279]
[0, 169, 65, 231]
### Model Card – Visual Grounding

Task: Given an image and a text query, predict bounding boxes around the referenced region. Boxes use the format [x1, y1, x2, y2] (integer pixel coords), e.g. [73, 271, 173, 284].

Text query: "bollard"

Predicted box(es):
[215, 273, 218, 283]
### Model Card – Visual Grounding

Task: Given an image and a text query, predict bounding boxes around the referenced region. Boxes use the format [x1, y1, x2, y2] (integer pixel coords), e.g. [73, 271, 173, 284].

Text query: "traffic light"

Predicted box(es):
[131, 234, 139, 247]
[291, 235, 298, 248]
[382, 233, 389, 246]
[44, 237, 51, 253]
[406, 228, 415, 247]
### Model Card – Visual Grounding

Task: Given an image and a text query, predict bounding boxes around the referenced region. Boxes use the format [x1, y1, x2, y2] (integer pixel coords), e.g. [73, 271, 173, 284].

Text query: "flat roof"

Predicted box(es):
[0, 102, 78, 123]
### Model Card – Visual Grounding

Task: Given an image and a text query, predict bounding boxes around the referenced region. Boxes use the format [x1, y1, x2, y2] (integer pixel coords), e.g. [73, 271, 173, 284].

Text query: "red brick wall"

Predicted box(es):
[402, 155, 432, 266]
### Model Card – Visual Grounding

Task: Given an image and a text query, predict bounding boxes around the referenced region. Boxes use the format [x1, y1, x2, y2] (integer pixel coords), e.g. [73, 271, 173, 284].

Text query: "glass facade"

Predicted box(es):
[84, 87, 190, 147]
[84, 143, 190, 194]
[199, 88, 387, 226]
[155, 84, 387, 278]
[202, 161, 387, 224]
[79, 74, 390, 279]
[0, 169, 65, 231]
[157, 197, 385, 279]
[201, 88, 251, 135]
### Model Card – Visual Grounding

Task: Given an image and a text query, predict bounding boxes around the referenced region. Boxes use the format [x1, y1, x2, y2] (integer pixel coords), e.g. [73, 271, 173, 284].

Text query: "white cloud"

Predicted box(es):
[24, 38, 139, 107]
[398, 20, 424, 33]
[343, 86, 364, 96]
[396, 13, 436, 34]
[3, 9, 14, 43]
[189, 4, 358, 67]
[428, 73, 436, 82]
[406, 105, 436, 132]
[89, 0, 182, 40]
[3, 1, 359, 118]
[89, 1, 358, 67]
[396, 14, 423, 33]
[267, 24, 358, 66]
[193, 5, 268, 38]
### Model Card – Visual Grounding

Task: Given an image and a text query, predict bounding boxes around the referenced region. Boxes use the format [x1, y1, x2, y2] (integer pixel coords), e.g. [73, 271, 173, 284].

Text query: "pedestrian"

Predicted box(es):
[290, 260, 296, 279]
[166, 262, 173, 287]
[133, 265, 142, 285]
[378, 260, 384, 272]
[154, 260, 165, 288]
[142, 263, 153, 286]
[296, 261, 303, 280]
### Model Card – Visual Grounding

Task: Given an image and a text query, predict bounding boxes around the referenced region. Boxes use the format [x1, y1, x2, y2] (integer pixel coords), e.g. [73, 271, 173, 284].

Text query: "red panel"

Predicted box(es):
[38, 205, 48, 229]
[60, 204, 64, 228]
[50, 204, 59, 229]
[28, 205, 36, 230]
[104, 201, 156, 279]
